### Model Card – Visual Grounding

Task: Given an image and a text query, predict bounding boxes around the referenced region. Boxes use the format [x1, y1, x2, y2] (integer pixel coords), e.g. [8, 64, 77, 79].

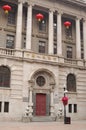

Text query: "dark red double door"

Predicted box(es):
[36, 93, 46, 116]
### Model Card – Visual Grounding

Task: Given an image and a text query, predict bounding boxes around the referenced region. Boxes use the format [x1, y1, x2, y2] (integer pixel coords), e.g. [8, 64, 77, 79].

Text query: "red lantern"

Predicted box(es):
[64, 21, 71, 29]
[2, 5, 11, 14]
[36, 13, 44, 21]
[62, 96, 68, 106]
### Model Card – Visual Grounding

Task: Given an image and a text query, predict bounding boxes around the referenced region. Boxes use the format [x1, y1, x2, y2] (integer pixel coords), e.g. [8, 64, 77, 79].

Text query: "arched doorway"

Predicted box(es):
[29, 69, 55, 117]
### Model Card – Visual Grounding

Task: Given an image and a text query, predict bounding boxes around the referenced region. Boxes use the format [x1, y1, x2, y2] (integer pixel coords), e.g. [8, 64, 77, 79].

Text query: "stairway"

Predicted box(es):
[31, 116, 56, 122]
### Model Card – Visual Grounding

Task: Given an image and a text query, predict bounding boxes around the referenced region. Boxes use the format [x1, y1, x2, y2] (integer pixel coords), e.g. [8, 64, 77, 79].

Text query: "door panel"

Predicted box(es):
[36, 93, 46, 116]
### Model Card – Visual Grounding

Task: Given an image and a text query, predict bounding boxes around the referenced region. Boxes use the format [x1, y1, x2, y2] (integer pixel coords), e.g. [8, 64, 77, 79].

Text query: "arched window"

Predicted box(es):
[0, 66, 10, 88]
[67, 73, 76, 92]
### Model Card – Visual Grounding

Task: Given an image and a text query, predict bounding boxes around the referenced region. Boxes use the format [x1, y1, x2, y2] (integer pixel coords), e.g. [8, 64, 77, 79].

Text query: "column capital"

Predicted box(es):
[75, 16, 82, 20]
[57, 9, 63, 15]
[29, 87, 33, 91]
[27, 1, 35, 6]
[49, 8, 55, 13]
[18, 0, 23, 3]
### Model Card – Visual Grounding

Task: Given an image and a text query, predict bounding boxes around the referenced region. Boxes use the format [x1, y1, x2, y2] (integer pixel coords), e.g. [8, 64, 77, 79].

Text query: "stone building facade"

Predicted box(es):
[0, 0, 86, 121]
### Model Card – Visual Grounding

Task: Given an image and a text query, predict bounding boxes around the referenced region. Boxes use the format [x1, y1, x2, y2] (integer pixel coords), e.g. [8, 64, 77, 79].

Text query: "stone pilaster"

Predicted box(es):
[50, 82, 55, 117]
[28, 88, 33, 117]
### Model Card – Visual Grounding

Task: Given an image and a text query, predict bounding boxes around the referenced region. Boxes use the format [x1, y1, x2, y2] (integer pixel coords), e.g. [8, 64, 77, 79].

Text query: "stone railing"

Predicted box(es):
[0, 47, 85, 67]
[64, 58, 77, 65]
[0, 47, 15, 56]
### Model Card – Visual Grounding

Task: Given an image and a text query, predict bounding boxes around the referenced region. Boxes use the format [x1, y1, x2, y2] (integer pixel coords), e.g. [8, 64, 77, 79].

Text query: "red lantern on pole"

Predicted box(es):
[62, 96, 68, 106]
[2, 5, 12, 14]
[36, 13, 44, 22]
[64, 21, 71, 29]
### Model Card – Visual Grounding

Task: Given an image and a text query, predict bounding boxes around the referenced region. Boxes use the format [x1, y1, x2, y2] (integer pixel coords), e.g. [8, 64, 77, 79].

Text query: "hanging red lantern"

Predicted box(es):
[62, 96, 68, 106]
[64, 21, 71, 29]
[2, 5, 12, 14]
[36, 13, 44, 22]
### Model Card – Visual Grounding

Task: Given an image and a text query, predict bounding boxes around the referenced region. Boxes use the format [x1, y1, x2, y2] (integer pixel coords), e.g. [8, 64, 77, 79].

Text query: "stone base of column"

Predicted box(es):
[22, 115, 32, 122]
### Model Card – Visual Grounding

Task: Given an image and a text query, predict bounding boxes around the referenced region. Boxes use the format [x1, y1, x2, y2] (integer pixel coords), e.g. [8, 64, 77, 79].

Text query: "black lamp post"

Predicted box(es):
[62, 87, 68, 124]
[64, 87, 66, 124]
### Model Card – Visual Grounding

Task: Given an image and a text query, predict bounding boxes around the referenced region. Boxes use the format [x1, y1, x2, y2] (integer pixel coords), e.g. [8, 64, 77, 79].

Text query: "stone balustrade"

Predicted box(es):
[0, 47, 85, 67]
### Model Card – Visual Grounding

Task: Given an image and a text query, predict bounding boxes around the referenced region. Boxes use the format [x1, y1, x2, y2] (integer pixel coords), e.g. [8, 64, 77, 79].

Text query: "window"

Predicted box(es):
[39, 20, 46, 32]
[38, 41, 46, 53]
[67, 46, 72, 58]
[80, 21, 83, 41]
[0, 66, 10, 88]
[54, 43, 57, 54]
[68, 104, 72, 113]
[6, 35, 15, 49]
[36, 76, 46, 87]
[25, 14, 27, 28]
[81, 44, 84, 59]
[53, 23, 57, 34]
[68, 104, 77, 113]
[0, 102, 2, 112]
[74, 104, 77, 113]
[4, 102, 9, 112]
[54, 15, 57, 34]
[23, 37, 26, 49]
[65, 26, 72, 38]
[8, 11, 16, 25]
[67, 73, 76, 92]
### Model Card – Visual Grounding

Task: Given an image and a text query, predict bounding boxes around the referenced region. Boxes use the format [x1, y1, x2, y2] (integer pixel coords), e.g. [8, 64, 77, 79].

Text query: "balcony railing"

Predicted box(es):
[64, 58, 77, 65]
[0, 47, 85, 67]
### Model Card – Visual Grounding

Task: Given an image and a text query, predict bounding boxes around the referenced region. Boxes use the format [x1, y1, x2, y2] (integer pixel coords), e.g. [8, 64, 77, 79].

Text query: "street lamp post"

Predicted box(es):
[62, 87, 68, 124]
[64, 87, 66, 124]
[62, 21, 71, 124]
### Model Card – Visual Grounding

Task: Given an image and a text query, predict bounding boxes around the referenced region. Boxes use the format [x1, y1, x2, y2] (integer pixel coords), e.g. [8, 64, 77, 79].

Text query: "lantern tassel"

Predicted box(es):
[5, 10, 9, 14]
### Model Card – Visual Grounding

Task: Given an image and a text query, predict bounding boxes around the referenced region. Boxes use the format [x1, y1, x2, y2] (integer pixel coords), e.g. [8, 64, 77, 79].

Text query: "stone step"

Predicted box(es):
[31, 116, 56, 122]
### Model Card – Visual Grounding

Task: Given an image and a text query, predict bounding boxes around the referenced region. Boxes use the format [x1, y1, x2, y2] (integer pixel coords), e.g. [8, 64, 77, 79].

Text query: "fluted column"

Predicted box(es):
[83, 19, 86, 60]
[76, 17, 81, 59]
[26, 4, 32, 50]
[57, 12, 62, 56]
[15, 2, 23, 49]
[48, 10, 54, 54]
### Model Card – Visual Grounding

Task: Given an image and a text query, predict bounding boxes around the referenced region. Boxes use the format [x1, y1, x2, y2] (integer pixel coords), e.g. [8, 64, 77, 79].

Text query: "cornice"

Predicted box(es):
[60, 0, 86, 7]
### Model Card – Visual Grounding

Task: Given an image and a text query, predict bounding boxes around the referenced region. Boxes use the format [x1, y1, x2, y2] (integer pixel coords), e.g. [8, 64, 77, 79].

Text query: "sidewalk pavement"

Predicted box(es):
[0, 120, 86, 130]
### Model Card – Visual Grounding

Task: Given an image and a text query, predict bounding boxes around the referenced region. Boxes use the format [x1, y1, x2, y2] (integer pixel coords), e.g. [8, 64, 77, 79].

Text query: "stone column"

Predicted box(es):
[15, 2, 23, 49]
[50, 82, 55, 117]
[26, 4, 32, 50]
[50, 90, 54, 116]
[57, 12, 62, 56]
[28, 80, 34, 117]
[29, 88, 33, 103]
[76, 17, 81, 59]
[48, 9, 54, 54]
[83, 19, 86, 60]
